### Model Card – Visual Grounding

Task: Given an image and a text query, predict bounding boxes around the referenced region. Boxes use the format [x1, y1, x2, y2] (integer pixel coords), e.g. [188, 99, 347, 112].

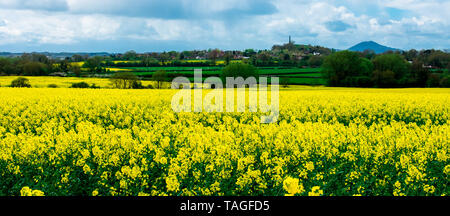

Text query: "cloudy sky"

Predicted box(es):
[0, 0, 449, 52]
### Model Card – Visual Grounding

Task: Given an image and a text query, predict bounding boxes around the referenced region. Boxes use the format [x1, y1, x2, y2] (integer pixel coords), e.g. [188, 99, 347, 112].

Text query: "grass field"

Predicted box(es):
[107, 66, 325, 85]
[0, 87, 448, 196]
[68, 59, 325, 85]
[0, 76, 325, 88]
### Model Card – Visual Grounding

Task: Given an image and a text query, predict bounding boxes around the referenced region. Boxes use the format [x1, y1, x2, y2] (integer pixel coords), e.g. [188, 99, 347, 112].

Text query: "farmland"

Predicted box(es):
[0, 87, 448, 196]
[0, 76, 156, 89]
[102, 63, 326, 85]
[55, 59, 326, 86]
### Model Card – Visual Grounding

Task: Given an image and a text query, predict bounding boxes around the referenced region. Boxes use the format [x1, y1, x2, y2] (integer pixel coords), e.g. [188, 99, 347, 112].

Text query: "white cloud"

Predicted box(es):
[0, 0, 449, 51]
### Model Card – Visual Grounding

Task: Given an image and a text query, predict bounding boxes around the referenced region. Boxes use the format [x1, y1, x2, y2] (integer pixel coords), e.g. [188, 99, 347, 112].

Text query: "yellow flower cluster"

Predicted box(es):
[20, 187, 45, 196]
[308, 186, 324, 196]
[283, 177, 304, 196]
[0, 87, 448, 196]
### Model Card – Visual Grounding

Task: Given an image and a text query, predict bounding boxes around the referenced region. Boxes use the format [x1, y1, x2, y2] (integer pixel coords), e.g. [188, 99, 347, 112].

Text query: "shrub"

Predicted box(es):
[222, 63, 258, 79]
[281, 77, 290, 88]
[11, 77, 31, 88]
[71, 82, 90, 88]
[90, 84, 100, 89]
[110, 72, 139, 89]
[131, 81, 145, 89]
[47, 84, 58, 88]
[152, 70, 168, 89]
[221, 63, 259, 87]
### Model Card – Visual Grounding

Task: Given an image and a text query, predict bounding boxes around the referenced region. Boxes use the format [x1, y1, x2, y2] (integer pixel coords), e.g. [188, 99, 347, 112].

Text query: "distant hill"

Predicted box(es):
[348, 41, 400, 54]
[0, 52, 111, 59]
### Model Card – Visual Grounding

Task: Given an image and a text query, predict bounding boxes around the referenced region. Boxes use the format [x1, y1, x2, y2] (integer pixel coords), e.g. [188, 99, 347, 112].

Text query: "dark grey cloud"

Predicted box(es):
[324, 20, 353, 32]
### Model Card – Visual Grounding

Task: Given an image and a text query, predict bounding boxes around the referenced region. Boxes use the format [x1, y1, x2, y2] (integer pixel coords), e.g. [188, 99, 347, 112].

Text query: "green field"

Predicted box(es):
[105, 66, 325, 85]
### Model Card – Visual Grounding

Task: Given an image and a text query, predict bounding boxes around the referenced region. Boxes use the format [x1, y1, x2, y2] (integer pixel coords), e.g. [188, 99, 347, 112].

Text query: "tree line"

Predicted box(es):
[1, 46, 449, 88]
[322, 50, 450, 88]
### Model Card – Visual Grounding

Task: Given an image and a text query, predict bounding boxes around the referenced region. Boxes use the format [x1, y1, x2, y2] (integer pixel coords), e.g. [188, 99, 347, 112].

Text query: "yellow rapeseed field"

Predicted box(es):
[0, 76, 155, 88]
[0, 87, 448, 196]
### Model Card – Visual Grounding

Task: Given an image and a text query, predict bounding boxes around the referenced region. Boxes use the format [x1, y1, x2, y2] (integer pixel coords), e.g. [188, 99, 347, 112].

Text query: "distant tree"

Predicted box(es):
[426, 51, 450, 68]
[0, 58, 14, 75]
[221, 63, 259, 85]
[72, 54, 85, 62]
[257, 51, 271, 66]
[372, 54, 410, 86]
[410, 60, 430, 87]
[359, 58, 374, 77]
[362, 49, 376, 60]
[21, 53, 50, 64]
[59, 60, 70, 73]
[83, 56, 103, 73]
[307, 55, 324, 67]
[22, 62, 48, 76]
[372, 70, 396, 88]
[322, 51, 371, 87]
[168, 51, 178, 59]
[152, 70, 168, 89]
[243, 49, 257, 58]
[404, 49, 418, 61]
[426, 73, 441, 87]
[110, 72, 140, 89]
[158, 52, 170, 64]
[142, 56, 158, 67]
[224, 52, 232, 65]
[439, 76, 450, 88]
[123, 50, 137, 60]
[250, 56, 257, 66]
[11, 77, 31, 88]
[179, 52, 185, 60]
[70, 64, 82, 77]
[47, 84, 58, 88]
[208, 49, 221, 66]
[282, 53, 291, 61]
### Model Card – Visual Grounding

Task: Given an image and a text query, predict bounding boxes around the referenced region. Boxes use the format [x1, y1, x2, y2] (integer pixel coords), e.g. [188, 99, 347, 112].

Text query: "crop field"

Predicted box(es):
[106, 65, 325, 85]
[0, 76, 156, 88]
[0, 87, 448, 196]
[68, 59, 325, 85]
